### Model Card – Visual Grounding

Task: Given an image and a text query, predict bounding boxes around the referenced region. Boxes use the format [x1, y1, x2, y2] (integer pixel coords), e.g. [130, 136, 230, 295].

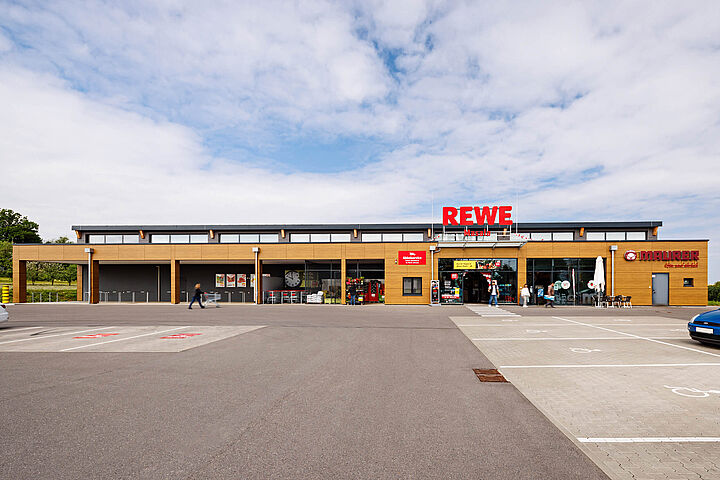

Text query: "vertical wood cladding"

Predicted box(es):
[12, 240, 708, 305]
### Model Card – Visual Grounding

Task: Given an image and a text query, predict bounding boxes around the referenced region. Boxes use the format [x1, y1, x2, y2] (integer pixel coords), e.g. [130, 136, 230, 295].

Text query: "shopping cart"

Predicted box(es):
[204, 293, 221, 307]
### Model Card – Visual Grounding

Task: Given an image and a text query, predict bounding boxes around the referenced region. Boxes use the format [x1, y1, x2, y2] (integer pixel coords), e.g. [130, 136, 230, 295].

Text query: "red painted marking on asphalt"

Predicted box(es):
[73, 333, 120, 339]
[160, 333, 203, 339]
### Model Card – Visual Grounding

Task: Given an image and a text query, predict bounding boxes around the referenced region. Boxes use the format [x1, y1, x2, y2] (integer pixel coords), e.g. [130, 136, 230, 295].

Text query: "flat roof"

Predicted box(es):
[72, 221, 664, 232]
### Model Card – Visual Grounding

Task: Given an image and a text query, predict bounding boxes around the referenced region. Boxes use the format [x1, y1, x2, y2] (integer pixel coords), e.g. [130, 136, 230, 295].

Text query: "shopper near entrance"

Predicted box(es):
[348, 283, 357, 305]
[188, 283, 205, 309]
[488, 280, 499, 306]
[545, 283, 555, 308]
[521, 284, 530, 307]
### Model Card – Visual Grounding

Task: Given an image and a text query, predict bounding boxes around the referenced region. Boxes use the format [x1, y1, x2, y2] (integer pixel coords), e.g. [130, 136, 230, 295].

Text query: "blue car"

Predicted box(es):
[688, 309, 720, 345]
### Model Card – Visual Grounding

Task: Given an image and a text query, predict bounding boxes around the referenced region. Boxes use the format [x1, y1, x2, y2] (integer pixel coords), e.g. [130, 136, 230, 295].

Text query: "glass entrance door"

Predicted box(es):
[440, 272, 463, 304]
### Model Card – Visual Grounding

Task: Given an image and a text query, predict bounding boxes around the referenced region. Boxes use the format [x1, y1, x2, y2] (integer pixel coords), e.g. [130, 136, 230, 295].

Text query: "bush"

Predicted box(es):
[710, 282, 720, 303]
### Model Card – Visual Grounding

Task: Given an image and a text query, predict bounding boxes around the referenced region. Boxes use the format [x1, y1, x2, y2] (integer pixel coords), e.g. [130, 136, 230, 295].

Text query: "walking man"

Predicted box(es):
[189, 283, 205, 309]
[488, 280, 499, 307]
[545, 283, 555, 308]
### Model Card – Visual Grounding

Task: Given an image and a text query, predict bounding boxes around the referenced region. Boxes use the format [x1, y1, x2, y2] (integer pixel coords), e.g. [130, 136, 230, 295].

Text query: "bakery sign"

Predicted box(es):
[624, 249, 699, 268]
[398, 251, 426, 265]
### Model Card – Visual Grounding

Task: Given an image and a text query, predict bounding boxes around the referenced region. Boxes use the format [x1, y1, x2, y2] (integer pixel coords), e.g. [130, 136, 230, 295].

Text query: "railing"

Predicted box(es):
[435, 233, 530, 242]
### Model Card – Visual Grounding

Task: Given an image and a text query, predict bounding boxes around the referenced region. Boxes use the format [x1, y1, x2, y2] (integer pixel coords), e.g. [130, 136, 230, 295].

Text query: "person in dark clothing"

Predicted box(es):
[545, 283, 555, 308]
[189, 283, 205, 309]
[348, 284, 357, 305]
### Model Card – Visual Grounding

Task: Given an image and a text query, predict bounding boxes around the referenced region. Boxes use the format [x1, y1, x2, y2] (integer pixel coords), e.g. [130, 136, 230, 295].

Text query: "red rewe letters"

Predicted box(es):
[442, 206, 513, 226]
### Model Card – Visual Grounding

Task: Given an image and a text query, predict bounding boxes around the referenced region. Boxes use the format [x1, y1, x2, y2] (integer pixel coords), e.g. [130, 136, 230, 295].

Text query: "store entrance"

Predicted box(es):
[463, 272, 490, 304]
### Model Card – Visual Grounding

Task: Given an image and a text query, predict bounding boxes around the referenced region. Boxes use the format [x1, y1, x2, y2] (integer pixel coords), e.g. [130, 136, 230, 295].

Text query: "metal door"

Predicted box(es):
[652, 273, 669, 306]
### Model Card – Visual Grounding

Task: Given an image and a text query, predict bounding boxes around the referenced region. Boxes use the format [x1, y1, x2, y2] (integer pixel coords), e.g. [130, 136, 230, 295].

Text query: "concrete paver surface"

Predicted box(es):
[455, 306, 720, 480]
[0, 304, 608, 479]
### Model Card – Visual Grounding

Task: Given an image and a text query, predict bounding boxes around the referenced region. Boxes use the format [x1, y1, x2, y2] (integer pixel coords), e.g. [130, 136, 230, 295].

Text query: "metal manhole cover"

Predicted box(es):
[473, 369, 508, 383]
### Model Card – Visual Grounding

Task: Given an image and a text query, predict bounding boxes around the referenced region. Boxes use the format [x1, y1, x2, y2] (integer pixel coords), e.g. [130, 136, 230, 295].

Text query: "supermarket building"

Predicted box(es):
[11, 214, 709, 306]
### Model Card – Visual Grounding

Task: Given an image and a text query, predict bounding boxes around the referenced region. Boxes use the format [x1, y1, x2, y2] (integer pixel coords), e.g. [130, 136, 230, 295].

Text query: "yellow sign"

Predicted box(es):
[454, 260, 476, 270]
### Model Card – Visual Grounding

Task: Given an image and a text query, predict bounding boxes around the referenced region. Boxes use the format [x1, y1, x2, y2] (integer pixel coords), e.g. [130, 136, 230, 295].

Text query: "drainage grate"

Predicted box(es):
[473, 368, 508, 383]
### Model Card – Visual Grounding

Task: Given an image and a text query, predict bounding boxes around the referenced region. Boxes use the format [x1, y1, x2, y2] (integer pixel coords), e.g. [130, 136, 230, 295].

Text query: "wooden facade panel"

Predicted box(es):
[145, 245, 173, 260]
[225, 245, 256, 261]
[343, 244, 366, 258]
[118, 245, 147, 261]
[200, 244, 228, 260]
[172, 245, 202, 260]
[313, 244, 342, 259]
[93, 245, 119, 261]
[285, 244, 313, 260]
[256, 244, 287, 259]
[362, 244, 385, 258]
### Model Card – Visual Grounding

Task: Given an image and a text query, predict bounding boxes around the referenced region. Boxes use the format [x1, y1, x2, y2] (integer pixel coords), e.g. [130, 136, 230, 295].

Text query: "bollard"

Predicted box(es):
[228, 291, 231, 303]
[132, 292, 135, 303]
[118, 291, 121, 303]
[1, 285, 9, 303]
[56, 292, 59, 302]
[146, 291, 149, 303]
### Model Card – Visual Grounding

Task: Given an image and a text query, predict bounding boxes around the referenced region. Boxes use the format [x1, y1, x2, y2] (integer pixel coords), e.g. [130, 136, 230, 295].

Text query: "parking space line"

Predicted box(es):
[0, 326, 113, 346]
[472, 337, 686, 341]
[578, 437, 720, 443]
[552, 316, 720, 359]
[500, 363, 720, 369]
[60, 326, 189, 352]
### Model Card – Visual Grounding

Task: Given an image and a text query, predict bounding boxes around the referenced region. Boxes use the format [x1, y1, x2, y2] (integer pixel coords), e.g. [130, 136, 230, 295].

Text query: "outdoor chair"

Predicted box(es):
[621, 295, 632, 308]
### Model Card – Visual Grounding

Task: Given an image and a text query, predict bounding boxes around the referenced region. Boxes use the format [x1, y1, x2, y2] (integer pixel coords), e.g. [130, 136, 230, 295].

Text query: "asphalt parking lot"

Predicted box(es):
[0, 303, 716, 479]
[455, 304, 720, 480]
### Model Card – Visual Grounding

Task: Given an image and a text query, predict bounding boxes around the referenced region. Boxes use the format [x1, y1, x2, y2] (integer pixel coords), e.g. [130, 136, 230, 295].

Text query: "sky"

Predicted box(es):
[0, 0, 718, 281]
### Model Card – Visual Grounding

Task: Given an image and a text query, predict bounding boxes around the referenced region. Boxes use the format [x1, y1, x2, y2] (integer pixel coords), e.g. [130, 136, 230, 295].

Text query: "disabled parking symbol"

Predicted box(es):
[160, 333, 203, 339]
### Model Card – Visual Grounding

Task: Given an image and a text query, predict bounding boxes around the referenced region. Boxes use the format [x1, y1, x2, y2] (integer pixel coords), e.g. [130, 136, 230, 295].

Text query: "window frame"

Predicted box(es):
[402, 277, 423, 296]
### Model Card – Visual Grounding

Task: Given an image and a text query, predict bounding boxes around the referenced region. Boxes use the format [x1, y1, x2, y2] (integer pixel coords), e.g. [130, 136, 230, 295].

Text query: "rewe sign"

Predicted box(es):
[443, 206, 513, 226]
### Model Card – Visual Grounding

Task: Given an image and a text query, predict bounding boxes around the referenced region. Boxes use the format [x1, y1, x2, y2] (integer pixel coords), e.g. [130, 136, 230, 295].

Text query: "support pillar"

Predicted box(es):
[90, 260, 100, 304]
[171, 260, 180, 304]
[12, 258, 26, 303]
[76, 265, 83, 301]
[341, 258, 346, 305]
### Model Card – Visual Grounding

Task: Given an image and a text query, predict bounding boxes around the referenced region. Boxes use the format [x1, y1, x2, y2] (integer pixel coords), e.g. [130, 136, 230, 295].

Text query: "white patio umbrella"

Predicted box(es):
[593, 256, 605, 306]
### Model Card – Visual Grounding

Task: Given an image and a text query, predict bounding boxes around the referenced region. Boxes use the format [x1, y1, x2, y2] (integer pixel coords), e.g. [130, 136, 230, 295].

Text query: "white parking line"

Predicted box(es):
[0, 326, 114, 346]
[552, 316, 720, 359]
[456, 323, 686, 327]
[59, 326, 189, 352]
[472, 337, 687, 341]
[500, 363, 720, 369]
[578, 437, 720, 443]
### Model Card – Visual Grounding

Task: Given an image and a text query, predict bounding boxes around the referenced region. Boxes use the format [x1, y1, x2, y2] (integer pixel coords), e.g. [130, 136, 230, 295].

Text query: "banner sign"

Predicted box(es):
[238, 274, 247, 288]
[226, 273, 236, 288]
[453, 260, 476, 269]
[443, 206, 513, 226]
[398, 251, 426, 265]
[215, 274, 225, 288]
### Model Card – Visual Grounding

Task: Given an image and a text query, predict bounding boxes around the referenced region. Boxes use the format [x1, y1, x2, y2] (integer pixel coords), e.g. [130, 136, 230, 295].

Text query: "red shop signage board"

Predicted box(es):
[398, 251, 426, 265]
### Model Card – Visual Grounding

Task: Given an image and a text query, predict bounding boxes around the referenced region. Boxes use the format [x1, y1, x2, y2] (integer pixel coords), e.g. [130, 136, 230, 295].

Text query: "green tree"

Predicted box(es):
[0, 209, 42, 243]
[45, 236, 71, 244]
[0, 241, 11, 277]
[26, 262, 46, 285]
[58, 264, 77, 286]
[710, 281, 720, 302]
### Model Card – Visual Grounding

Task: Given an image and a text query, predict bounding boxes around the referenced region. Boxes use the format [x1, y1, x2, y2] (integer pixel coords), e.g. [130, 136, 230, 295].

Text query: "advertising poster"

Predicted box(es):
[238, 274, 246, 288]
[215, 274, 225, 288]
[453, 260, 476, 269]
[250, 274, 256, 288]
[398, 251, 426, 265]
[226, 273, 236, 288]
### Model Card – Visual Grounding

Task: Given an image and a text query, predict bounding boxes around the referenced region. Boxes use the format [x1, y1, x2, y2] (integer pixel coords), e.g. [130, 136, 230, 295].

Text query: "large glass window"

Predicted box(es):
[310, 233, 331, 243]
[290, 233, 310, 243]
[438, 258, 517, 304]
[260, 234, 279, 243]
[530, 232, 552, 241]
[304, 261, 341, 303]
[382, 233, 403, 242]
[151, 234, 170, 243]
[220, 234, 239, 243]
[526, 258, 604, 306]
[239, 234, 260, 243]
[403, 233, 424, 242]
[626, 231, 647, 241]
[170, 234, 190, 243]
[361, 233, 382, 242]
[346, 260, 385, 304]
[331, 233, 351, 242]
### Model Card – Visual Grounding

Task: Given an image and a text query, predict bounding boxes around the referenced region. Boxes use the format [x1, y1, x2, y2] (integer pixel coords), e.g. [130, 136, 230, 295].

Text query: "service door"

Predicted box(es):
[652, 273, 669, 306]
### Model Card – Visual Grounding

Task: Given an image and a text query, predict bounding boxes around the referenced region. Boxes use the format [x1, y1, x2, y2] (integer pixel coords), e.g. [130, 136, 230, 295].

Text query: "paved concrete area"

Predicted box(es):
[454, 306, 720, 480]
[0, 325, 264, 352]
[0, 303, 608, 479]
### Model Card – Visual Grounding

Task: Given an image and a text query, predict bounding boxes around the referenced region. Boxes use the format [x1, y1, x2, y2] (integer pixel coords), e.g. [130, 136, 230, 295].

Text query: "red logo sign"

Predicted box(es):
[443, 206, 513, 226]
[398, 251, 426, 265]
[637, 250, 699, 261]
[161, 333, 203, 339]
[624, 250, 637, 261]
